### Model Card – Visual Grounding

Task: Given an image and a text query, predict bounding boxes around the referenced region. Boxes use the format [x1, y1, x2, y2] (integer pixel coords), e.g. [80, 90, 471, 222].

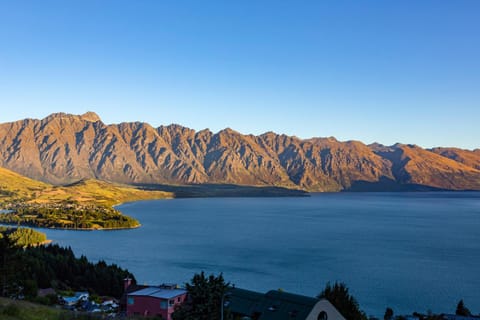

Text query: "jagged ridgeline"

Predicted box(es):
[0, 112, 479, 191]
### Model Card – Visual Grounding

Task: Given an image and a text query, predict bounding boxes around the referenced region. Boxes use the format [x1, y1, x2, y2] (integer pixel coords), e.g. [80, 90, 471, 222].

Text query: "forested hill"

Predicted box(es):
[1, 112, 479, 191]
[0, 238, 135, 299]
[0, 227, 48, 247]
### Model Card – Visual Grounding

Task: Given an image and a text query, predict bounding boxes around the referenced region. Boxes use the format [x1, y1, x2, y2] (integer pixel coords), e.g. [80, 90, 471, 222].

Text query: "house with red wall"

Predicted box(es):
[126, 284, 187, 319]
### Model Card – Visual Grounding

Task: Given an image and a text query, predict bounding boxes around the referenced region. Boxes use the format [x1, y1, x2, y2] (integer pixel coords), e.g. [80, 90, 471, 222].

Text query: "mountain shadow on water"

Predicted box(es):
[345, 177, 449, 192]
[133, 183, 309, 198]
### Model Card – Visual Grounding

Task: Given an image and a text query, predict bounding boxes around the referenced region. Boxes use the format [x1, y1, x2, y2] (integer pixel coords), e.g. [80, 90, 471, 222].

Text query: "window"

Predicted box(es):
[169, 300, 175, 307]
[160, 300, 168, 309]
[318, 311, 328, 320]
[127, 297, 134, 305]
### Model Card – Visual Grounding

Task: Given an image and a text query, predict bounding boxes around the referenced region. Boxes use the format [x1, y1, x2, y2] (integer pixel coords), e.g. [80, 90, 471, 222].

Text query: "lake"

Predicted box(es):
[35, 192, 480, 317]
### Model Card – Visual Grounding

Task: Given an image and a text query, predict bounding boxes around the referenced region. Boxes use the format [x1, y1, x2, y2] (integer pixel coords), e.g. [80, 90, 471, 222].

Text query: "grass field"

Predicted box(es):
[0, 297, 150, 320]
[0, 167, 173, 207]
[0, 297, 75, 320]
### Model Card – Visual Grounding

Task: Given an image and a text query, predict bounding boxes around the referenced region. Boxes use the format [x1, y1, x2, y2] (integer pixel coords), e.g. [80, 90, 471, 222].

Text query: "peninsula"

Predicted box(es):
[0, 166, 172, 230]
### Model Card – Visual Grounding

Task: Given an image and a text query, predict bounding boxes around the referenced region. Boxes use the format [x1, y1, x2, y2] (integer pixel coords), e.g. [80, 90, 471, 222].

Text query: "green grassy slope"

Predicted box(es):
[0, 297, 71, 320]
[0, 167, 173, 230]
[0, 167, 173, 206]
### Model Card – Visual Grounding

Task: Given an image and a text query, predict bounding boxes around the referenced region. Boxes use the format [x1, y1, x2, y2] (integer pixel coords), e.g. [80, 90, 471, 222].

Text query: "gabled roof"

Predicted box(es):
[61, 292, 89, 305]
[265, 290, 318, 307]
[38, 288, 56, 297]
[226, 288, 264, 316]
[227, 288, 322, 320]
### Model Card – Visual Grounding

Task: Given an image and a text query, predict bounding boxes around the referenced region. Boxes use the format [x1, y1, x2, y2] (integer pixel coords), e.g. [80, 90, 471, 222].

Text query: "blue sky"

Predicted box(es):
[0, 1, 479, 149]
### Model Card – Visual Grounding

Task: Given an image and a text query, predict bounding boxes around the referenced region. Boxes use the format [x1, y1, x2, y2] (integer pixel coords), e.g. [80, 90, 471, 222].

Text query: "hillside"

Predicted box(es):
[0, 242, 133, 318]
[0, 227, 49, 247]
[0, 297, 71, 320]
[0, 166, 171, 206]
[0, 167, 48, 202]
[0, 112, 479, 191]
[0, 166, 172, 229]
[430, 147, 480, 170]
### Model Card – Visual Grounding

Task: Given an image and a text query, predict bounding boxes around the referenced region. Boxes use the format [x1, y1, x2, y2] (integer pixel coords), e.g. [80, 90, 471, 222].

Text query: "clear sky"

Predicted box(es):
[0, 1, 479, 149]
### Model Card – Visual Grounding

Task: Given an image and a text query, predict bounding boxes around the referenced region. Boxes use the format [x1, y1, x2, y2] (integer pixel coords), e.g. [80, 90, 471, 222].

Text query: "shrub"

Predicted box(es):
[2, 303, 20, 316]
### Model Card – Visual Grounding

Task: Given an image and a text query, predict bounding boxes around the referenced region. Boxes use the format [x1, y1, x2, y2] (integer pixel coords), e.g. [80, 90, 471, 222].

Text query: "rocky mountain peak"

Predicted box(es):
[42, 111, 101, 123]
[0, 112, 479, 191]
[80, 111, 101, 122]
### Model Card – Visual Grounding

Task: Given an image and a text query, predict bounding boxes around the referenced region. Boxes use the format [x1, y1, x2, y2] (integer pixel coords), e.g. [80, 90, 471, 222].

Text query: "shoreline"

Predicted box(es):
[2, 181, 311, 232]
[112, 196, 175, 209]
[0, 221, 142, 231]
[2, 185, 308, 232]
[30, 239, 53, 247]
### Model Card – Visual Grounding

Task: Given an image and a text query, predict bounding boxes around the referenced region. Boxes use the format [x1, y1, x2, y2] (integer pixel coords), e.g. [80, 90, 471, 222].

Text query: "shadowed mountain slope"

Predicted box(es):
[1, 112, 479, 191]
[430, 147, 480, 170]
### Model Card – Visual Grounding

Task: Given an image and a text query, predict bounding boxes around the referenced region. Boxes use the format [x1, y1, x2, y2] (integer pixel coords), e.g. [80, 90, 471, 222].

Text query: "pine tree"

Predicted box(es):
[456, 299, 471, 316]
[173, 272, 231, 320]
[384, 307, 394, 320]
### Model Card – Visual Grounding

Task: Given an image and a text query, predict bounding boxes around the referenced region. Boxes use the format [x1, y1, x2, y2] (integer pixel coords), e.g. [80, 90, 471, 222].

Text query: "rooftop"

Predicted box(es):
[227, 288, 321, 320]
[128, 287, 187, 300]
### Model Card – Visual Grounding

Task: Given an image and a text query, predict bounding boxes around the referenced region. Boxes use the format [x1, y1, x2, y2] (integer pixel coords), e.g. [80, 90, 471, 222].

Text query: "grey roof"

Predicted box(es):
[227, 288, 320, 320]
[128, 287, 187, 300]
[226, 288, 265, 316]
[265, 290, 318, 307]
[130, 287, 160, 296]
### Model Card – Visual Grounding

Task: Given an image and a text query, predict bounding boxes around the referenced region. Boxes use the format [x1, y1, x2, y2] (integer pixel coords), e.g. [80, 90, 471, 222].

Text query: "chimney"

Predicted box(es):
[124, 278, 133, 291]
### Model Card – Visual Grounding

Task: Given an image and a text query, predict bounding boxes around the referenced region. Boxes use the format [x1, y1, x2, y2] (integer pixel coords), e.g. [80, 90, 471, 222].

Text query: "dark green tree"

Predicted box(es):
[317, 282, 367, 320]
[172, 272, 231, 320]
[384, 307, 394, 320]
[23, 279, 38, 298]
[0, 235, 20, 297]
[456, 299, 471, 316]
[0, 241, 134, 299]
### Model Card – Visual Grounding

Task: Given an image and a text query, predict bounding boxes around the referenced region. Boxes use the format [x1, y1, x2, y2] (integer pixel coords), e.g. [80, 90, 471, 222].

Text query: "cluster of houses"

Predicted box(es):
[53, 290, 119, 314]
[38, 279, 479, 320]
[123, 278, 346, 320]
[122, 279, 480, 320]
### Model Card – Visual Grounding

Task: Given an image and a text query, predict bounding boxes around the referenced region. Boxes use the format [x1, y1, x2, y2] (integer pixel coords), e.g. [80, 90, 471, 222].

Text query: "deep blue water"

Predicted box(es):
[31, 192, 480, 316]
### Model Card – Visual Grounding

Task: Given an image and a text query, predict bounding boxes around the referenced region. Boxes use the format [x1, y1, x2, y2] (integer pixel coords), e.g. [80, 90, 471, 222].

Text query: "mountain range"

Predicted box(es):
[1, 112, 479, 192]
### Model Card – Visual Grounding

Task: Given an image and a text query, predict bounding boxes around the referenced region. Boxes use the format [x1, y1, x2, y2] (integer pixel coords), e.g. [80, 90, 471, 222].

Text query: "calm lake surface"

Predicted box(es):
[37, 192, 480, 316]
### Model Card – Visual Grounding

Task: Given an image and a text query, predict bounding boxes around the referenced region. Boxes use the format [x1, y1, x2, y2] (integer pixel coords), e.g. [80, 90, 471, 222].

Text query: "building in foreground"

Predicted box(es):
[226, 288, 346, 320]
[125, 283, 187, 320]
[123, 276, 345, 320]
